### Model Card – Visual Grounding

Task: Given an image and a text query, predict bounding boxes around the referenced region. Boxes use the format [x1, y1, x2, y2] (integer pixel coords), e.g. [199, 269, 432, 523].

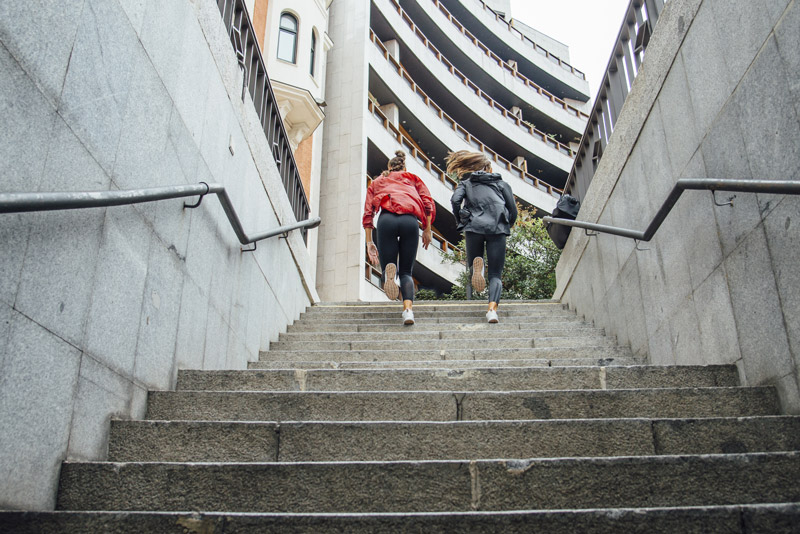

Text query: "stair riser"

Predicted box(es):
[56, 453, 800, 512]
[268, 338, 616, 352]
[256, 347, 634, 362]
[279, 327, 605, 342]
[145, 388, 779, 422]
[286, 320, 590, 332]
[296, 312, 579, 322]
[247, 357, 645, 370]
[177, 366, 739, 392]
[6, 506, 800, 534]
[305, 303, 566, 313]
[108, 417, 800, 462]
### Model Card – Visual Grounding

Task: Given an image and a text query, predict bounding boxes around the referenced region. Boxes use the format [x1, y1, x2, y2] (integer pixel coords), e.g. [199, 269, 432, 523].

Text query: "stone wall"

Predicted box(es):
[555, 0, 800, 411]
[0, 0, 317, 510]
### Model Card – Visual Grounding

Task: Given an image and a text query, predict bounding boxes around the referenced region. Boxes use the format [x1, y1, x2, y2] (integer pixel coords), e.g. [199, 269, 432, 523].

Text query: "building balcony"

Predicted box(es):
[368, 43, 559, 213]
[391, 0, 589, 136]
[436, 0, 591, 102]
[371, 0, 584, 151]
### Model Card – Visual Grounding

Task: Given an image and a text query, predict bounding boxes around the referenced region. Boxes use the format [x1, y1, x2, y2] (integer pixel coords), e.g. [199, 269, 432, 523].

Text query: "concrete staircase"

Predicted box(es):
[5, 301, 800, 532]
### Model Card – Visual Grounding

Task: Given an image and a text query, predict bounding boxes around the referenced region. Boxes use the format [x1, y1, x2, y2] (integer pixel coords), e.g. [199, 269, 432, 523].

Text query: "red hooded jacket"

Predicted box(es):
[362, 171, 436, 229]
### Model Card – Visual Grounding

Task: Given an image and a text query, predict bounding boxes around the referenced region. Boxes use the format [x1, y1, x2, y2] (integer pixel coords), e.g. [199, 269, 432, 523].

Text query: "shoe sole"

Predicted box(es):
[403, 316, 415, 325]
[488, 316, 499, 324]
[383, 264, 399, 300]
[471, 257, 486, 293]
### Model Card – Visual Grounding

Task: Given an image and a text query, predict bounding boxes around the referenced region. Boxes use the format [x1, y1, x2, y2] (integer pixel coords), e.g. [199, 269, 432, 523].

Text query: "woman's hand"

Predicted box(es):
[422, 227, 432, 250]
[366, 241, 380, 266]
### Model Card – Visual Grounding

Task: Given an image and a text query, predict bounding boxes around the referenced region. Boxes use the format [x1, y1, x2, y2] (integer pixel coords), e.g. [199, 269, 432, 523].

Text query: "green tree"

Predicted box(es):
[426, 206, 561, 300]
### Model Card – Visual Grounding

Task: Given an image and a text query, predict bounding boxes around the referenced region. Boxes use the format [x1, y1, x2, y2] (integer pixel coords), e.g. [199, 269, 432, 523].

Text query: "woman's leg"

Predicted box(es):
[485, 234, 507, 306]
[395, 214, 420, 302]
[376, 212, 401, 300]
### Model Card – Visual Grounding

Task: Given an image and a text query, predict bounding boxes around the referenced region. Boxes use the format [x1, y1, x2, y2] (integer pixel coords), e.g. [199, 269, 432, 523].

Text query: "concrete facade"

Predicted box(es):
[0, 0, 317, 510]
[555, 0, 800, 411]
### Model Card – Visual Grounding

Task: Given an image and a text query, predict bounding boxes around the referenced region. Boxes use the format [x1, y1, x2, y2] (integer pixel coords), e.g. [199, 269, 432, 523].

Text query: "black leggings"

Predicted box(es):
[376, 211, 419, 301]
[465, 231, 507, 304]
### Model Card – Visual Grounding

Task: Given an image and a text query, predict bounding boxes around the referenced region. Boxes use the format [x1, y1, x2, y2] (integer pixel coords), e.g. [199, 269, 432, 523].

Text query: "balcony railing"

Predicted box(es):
[367, 99, 562, 198]
[414, 0, 588, 119]
[382, 1, 587, 138]
[371, 30, 573, 185]
[565, 0, 668, 202]
[215, 0, 311, 240]
[456, 0, 586, 80]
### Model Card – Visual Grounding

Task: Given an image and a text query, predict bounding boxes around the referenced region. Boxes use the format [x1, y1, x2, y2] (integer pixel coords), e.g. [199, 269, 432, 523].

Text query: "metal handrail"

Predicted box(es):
[0, 183, 321, 250]
[543, 179, 800, 242]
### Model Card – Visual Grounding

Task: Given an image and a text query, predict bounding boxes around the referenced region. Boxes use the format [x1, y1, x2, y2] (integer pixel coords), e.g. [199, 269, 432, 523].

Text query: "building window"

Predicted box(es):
[310, 31, 317, 76]
[277, 13, 298, 63]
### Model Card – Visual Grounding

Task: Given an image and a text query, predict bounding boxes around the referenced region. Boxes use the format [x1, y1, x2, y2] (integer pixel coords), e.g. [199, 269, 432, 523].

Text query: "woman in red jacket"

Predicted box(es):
[363, 151, 435, 325]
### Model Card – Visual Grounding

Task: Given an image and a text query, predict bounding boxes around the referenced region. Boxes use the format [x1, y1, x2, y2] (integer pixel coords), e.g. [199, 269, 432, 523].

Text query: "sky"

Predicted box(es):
[508, 0, 632, 102]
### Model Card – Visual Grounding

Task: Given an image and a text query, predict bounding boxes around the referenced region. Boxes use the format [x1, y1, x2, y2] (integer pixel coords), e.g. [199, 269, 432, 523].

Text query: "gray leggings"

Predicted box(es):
[465, 231, 507, 303]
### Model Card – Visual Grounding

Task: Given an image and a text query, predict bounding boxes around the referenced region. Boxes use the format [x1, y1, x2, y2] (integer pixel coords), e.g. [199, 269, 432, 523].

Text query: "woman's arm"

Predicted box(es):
[365, 227, 379, 266]
[421, 215, 432, 250]
[503, 183, 518, 227]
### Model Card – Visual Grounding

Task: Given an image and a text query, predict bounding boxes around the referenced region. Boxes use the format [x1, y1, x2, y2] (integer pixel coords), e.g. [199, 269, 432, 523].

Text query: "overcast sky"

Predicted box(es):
[508, 0, 631, 102]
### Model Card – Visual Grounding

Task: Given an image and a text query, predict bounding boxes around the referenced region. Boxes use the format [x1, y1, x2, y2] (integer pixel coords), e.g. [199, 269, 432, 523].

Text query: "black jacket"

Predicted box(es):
[450, 172, 517, 235]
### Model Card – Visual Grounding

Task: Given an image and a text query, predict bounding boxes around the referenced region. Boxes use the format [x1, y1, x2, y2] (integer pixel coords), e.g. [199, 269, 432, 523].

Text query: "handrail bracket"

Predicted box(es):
[184, 182, 210, 209]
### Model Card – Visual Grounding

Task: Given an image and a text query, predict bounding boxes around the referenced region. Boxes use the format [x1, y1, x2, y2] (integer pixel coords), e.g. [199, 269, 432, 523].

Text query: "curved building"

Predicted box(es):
[317, 0, 590, 301]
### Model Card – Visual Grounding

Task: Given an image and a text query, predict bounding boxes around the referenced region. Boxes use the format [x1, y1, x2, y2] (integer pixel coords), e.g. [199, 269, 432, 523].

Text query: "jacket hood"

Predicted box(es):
[464, 171, 503, 184]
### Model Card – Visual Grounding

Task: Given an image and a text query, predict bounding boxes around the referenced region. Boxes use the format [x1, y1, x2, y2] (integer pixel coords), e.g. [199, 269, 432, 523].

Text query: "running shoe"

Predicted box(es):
[471, 257, 486, 293]
[383, 263, 399, 300]
[486, 309, 499, 324]
[402, 308, 415, 325]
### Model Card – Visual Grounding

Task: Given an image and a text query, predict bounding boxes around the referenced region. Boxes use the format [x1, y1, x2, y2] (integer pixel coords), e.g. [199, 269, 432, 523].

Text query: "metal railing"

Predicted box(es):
[0, 183, 321, 251]
[370, 30, 576, 168]
[216, 0, 311, 235]
[543, 179, 800, 243]
[459, 0, 586, 80]
[565, 0, 667, 202]
[418, 0, 588, 119]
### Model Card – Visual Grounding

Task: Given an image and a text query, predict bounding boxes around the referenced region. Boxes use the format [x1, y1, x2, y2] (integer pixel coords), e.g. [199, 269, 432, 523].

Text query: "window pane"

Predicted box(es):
[278, 30, 296, 63]
[280, 14, 297, 32]
[310, 33, 316, 76]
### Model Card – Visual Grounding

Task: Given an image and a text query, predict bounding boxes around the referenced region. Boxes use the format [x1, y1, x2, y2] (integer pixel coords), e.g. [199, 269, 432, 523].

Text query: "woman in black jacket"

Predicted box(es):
[448, 151, 517, 323]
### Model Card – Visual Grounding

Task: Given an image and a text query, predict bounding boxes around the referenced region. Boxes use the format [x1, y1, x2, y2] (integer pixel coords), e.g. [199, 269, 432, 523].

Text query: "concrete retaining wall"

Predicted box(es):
[555, 0, 800, 411]
[0, 0, 317, 510]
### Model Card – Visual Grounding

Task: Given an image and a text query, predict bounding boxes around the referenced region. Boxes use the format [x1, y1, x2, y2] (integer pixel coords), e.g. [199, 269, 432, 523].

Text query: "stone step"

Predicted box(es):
[304, 301, 568, 315]
[107, 416, 800, 463]
[286, 319, 591, 332]
[297, 310, 579, 322]
[144, 387, 779, 422]
[278, 327, 606, 342]
[177, 365, 738, 392]
[56, 452, 800, 512]
[249, 356, 644, 370]
[268, 336, 617, 352]
[7, 504, 800, 533]
[257, 346, 635, 363]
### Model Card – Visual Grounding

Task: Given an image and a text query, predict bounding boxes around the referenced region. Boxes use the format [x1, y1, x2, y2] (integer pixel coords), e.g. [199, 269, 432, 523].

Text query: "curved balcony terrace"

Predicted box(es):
[374, 0, 585, 142]
[436, 0, 591, 101]
[369, 8, 576, 176]
[390, 0, 589, 129]
[368, 34, 562, 205]
[367, 99, 560, 215]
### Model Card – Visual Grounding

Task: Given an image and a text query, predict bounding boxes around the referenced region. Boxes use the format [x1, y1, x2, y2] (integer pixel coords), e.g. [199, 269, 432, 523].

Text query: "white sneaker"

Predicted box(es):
[486, 309, 499, 323]
[471, 257, 486, 293]
[402, 308, 415, 325]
